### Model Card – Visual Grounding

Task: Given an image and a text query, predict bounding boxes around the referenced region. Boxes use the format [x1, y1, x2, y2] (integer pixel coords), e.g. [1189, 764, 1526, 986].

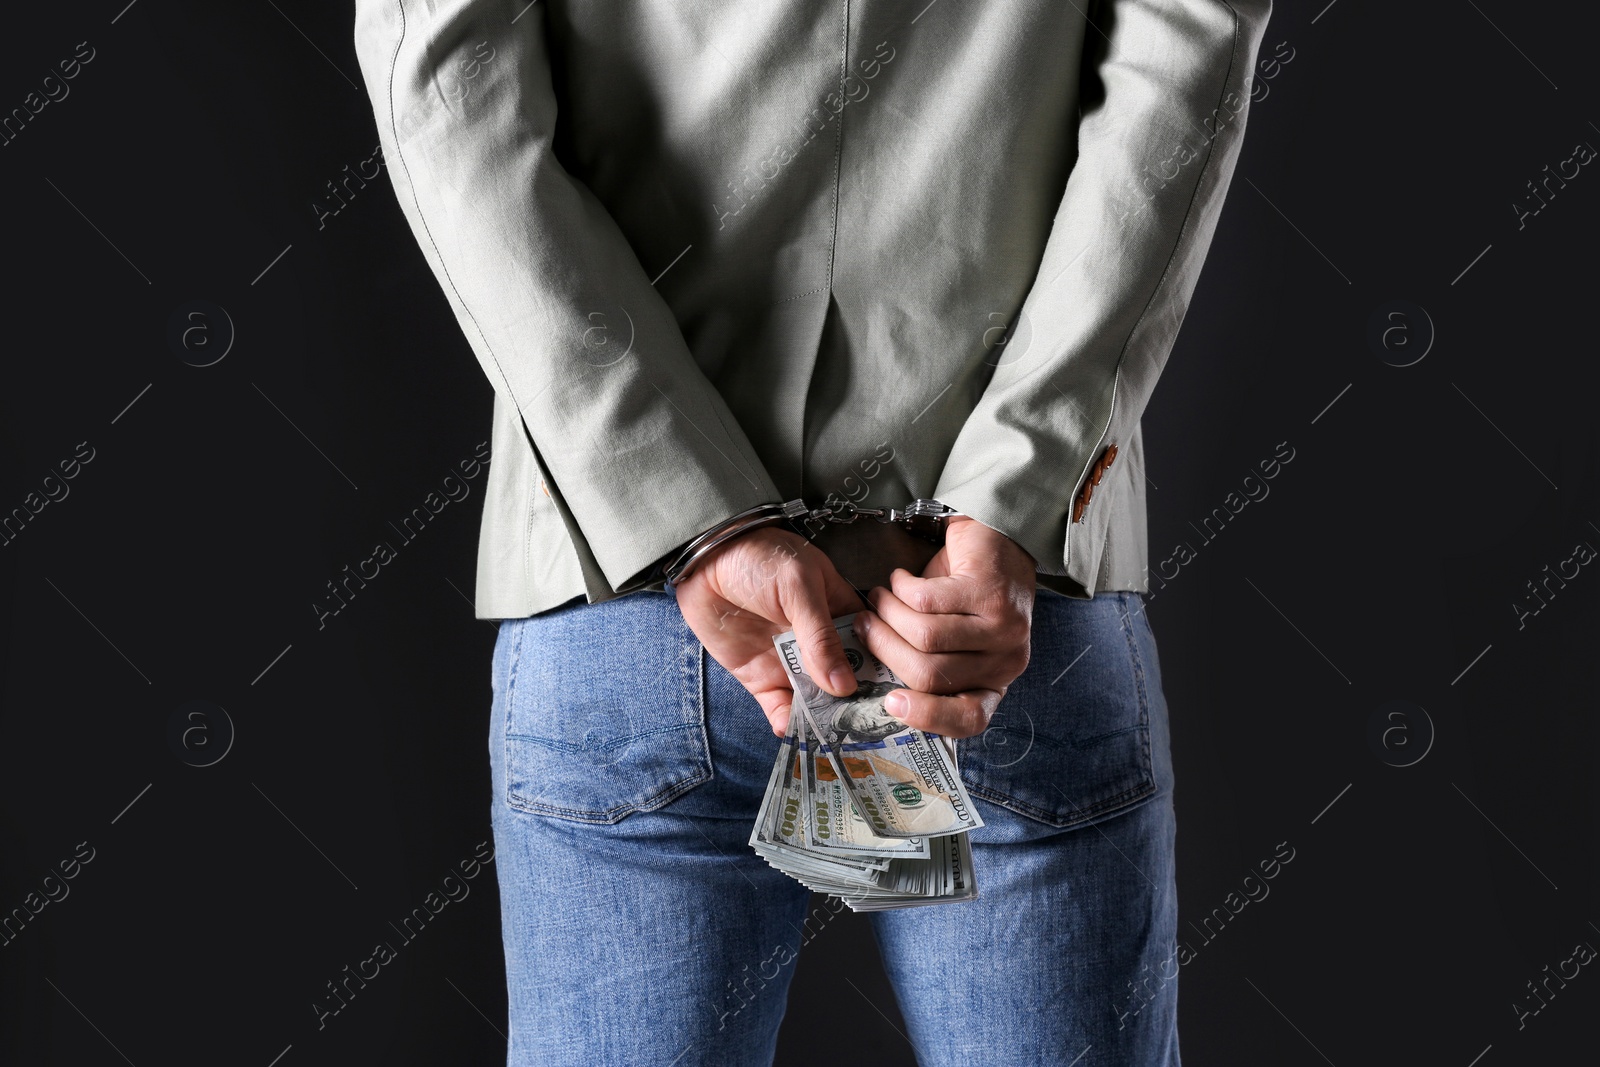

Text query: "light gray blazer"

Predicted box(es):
[352, 0, 1272, 619]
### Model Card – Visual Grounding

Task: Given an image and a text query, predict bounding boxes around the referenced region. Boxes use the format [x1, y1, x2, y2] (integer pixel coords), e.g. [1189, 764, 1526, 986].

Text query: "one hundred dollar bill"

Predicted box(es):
[751, 717, 886, 884]
[799, 712, 929, 859]
[774, 617, 983, 839]
[845, 827, 978, 911]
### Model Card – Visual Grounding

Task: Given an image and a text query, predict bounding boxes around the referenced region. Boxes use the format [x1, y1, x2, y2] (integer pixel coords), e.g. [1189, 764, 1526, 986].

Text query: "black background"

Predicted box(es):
[2, 2, 1596, 1064]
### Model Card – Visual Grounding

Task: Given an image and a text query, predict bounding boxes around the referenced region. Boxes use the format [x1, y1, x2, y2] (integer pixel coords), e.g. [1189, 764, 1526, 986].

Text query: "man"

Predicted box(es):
[353, 0, 1271, 1062]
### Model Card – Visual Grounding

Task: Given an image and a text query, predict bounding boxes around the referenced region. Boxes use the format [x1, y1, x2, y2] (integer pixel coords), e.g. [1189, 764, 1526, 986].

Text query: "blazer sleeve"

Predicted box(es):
[931, 0, 1273, 574]
[352, 0, 780, 597]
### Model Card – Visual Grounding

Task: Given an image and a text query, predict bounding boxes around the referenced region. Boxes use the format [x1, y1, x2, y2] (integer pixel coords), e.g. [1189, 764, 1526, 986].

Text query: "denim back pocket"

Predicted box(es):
[957, 591, 1159, 829]
[501, 593, 712, 824]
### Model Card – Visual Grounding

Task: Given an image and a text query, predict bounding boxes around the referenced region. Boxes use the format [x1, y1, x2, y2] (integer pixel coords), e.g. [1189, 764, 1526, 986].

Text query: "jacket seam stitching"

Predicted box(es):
[823, 0, 848, 293]
[379, 1, 529, 437]
[795, 0, 851, 495]
[773, 284, 830, 306]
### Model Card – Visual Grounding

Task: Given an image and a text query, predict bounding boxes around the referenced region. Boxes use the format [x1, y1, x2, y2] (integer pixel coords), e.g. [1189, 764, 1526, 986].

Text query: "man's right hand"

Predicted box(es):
[672, 527, 864, 736]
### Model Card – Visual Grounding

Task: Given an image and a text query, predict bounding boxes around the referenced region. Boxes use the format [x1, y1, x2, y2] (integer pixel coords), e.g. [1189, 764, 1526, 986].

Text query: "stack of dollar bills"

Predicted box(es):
[749, 615, 982, 910]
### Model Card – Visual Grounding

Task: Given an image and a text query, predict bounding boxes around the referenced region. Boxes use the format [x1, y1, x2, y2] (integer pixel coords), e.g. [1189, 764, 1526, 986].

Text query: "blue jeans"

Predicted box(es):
[488, 588, 1178, 1066]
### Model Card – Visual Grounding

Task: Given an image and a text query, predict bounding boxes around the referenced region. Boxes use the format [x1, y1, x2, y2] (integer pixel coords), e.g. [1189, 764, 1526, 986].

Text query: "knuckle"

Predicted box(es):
[908, 617, 942, 653]
[950, 704, 989, 739]
[800, 621, 837, 652]
[959, 710, 985, 738]
[898, 662, 928, 691]
[977, 585, 1009, 617]
[965, 695, 999, 736]
[1005, 610, 1031, 643]
[903, 659, 940, 694]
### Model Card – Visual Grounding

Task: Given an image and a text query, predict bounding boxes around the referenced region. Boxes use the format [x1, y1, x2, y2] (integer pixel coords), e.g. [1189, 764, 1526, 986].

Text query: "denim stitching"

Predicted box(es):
[507, 767, 715, 825]
[1119, 592, 1155, 784]
[967, 778, 1156, 829]
[503, 599, 714, 822]
[506, 720, 704, 751]
[961, 593, 1158, 828]
[501, 618, 527, 799]
[683, 611, 714, 786]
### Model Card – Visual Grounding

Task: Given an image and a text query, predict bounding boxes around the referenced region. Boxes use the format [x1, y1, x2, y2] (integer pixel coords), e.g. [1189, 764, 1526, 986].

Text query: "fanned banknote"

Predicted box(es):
[746, 616, 980, 911]
[750, 718, 884, 888]
[777, 618, 983, 839]
[801, 712, 929, 860]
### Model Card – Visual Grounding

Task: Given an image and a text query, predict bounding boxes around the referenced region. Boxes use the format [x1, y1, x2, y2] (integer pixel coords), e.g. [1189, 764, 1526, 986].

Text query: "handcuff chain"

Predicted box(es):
[794, 498, 958, 541]
[662, 497, 959, 587]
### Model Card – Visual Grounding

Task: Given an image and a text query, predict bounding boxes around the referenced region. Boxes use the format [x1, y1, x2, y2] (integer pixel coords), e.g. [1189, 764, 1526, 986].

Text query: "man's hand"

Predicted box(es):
[856, 516, 1036, 739]
[673, 527, 864, 736]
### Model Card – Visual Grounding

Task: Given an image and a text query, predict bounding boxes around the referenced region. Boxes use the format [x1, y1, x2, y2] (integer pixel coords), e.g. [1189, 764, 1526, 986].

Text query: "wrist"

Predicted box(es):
[661, 500, 809, 587]
[950, 514, 1038, 570]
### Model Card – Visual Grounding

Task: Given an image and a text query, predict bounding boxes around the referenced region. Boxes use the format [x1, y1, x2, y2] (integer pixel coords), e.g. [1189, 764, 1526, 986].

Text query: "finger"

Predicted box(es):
[758, 693, 791, 737]
[919, 545, 953, 581]
[884, 686, 1002, 740]
[745, 675, 800, 735]
[779, 557, 856, 696]
[888, 567, 982, 616]
[867, 585, 992, 653]
[856, 611, 1005, 694]
[714, 645, 805, 737]
[745, 679, 793, 737]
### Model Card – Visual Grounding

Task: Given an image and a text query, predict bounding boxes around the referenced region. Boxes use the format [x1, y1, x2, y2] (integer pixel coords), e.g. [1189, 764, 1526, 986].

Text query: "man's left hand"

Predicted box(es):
[855, 516, 1037, 739]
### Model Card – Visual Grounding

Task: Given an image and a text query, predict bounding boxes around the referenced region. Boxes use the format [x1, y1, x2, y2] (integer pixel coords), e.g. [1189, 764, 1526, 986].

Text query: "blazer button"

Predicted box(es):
[1074, 442, 1117, 523]
[1089, 442, 1118, 486]
[1073, 483, 1094, 523]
